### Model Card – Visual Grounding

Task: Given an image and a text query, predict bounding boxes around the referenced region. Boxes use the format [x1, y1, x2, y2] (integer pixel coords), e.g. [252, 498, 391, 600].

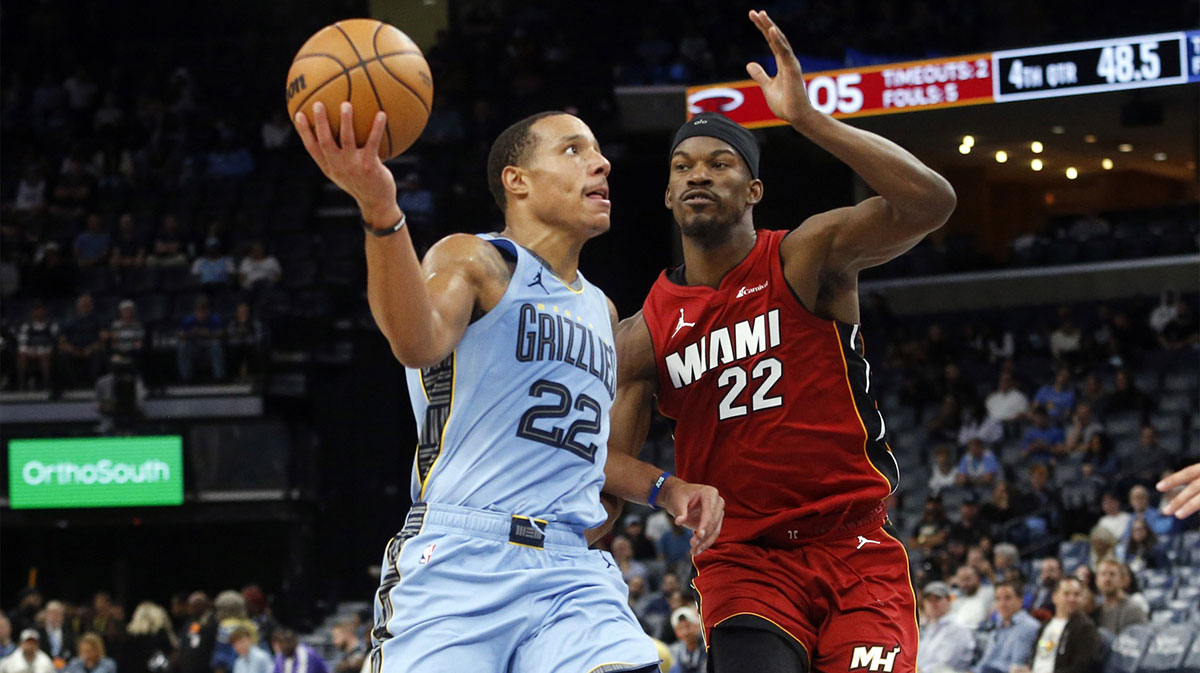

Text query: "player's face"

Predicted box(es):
[522, 114, 611, 237]
[666, 136, 762, 242]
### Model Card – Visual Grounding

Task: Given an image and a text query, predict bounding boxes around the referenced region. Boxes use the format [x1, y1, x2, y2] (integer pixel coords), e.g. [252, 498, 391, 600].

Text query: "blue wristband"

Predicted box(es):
[648, 471, 672, 510]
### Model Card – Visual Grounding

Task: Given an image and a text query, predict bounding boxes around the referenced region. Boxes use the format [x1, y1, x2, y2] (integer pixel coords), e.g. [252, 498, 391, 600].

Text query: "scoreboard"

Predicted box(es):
[686, 30, 1200, 126]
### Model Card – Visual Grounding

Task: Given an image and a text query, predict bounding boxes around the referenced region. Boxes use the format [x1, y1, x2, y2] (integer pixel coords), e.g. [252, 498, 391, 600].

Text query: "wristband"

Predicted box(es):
[363, 213, 407, 237]
[648, 471, 672, 510]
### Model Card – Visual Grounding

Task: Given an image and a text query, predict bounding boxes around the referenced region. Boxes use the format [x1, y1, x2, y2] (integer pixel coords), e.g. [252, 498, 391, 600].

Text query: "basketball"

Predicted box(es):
[285, 19, 433, 160]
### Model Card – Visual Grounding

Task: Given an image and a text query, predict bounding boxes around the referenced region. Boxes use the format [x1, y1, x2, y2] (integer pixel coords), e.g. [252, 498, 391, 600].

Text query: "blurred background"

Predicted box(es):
[0, 0, 1197, 671]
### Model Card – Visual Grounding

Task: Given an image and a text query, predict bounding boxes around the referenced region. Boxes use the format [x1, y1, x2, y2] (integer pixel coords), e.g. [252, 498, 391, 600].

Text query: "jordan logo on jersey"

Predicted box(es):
[664, 309, 782, 388]
[672, 308, 696, 338]
[527, 268, 550, 294]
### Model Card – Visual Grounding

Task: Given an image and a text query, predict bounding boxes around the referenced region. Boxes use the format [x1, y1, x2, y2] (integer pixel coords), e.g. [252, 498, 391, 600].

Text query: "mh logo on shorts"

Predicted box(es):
[849, 645, 900, 673]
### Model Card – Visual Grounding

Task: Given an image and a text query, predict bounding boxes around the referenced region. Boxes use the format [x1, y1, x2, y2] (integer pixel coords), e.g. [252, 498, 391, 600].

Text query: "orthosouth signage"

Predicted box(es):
[8, 436, 184, 509]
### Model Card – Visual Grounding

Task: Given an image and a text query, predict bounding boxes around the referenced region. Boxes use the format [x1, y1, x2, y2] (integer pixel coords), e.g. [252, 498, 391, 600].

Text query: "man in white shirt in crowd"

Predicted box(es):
[230, 627, 271, 673]
[1018, 577, 1101, 673]
[0, 631, 54, 673]
[1095, 491, 1131, 542]
[949, 564, 994, 630]
[985, 372, 1029, 423]
[238, 241, 282, 290]
[917, 582, 974, 673]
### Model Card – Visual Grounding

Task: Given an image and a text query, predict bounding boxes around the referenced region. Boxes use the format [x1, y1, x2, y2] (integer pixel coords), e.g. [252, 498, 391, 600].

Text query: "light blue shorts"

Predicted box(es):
[368, 503, 659, 673]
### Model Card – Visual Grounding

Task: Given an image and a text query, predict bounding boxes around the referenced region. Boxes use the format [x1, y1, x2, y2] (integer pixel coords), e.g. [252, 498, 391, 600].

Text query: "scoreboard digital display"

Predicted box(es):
[994, 33, 1188, 101]
[685, 29, 1198, 126]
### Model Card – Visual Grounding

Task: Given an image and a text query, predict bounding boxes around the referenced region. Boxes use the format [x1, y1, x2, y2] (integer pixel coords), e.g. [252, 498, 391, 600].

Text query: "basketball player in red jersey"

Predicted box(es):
[606, 10, 956, 673]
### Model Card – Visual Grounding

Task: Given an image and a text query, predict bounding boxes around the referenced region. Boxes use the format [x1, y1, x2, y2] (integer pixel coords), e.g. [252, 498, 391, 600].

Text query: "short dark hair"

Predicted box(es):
[486, 111, 567, 211]
[994, 580, 1024, 597]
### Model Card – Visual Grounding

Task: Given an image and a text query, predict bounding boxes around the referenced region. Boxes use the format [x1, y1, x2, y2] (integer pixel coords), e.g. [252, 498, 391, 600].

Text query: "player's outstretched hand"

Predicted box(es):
[661, 480, 725, 555]
[294, 101, 399, 224]
[746, 9, 817, 128]
[1158, 463, 1200, 518]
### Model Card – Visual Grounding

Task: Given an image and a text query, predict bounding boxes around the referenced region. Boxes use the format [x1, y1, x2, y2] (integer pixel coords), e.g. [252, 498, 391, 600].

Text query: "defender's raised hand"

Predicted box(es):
[294, 101, 399, 225]
[745, 9, 817, 128]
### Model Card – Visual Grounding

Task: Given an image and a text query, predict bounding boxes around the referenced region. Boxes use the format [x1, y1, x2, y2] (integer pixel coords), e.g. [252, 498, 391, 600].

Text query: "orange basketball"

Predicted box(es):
[285, 19, 433, 160]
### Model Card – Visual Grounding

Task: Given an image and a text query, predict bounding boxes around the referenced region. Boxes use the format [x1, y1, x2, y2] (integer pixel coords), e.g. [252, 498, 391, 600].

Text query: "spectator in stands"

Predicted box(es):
[1048, 309, 1083, 366]
[628, 576, 669, 633]
[1021, 577, 1101, 673]
[239, 588, 275, 650]
[974, 580, 1040, 673]
[108, 299, 145, 362]
[10, 164, 49, 224]
[666, 606, 705, 673]
[1116, 564, 1149, 616]
[1062, 403, 1102, 454]
[949, 494, 992, 559]
[223, 302, 264, 382]
[109, 213, 145, 277]
[230, 628, 270, 673]
[985, 372, 1028, 423]
[949, 564, 994, 629]
[238, 242, 281, 291]
[191, 238, 235, 287]
[327, 621, 364, 673]
[929, 445, 959, 496]
[1094, 558, 1147, 634]
[958, 401, 1003, 449]
[1024, 557, 1061, 618]
[57, 292, 106, 389]
[956, 438, 1001, 488]
[52, 154, 96, 223]
[992, 543, 1020, 580]
[0, 616, 14, 658]
[610, 536, 648, 585]
[37, 601, 75, 663]
[1022, 464, 1062, 535]
[269, 628, 325, 673]
[1094, 490, 1131, 542]
[1021, 408, 1065, 465]
[78, 592, 125, 658]
[176, 593, 216, 673]
[1122, 427, 1170, 492]
[210, 591, 254, 673]
[1147, 289, 1178, 334]
[206, 138, 254, 179]
[73, 214, 111, 269]
[122, 602, 176, 673]
[926, 394, 963, 444]
[622, 514, 658, 561]
[177, 296, 226, 383]
[1101, 370, 1154, 418]
[655, 520, 693, 570]
[984, 325, 1015, 363]
[1087, 524, 1117, 569]
[1079, 433, 1119, 479]
[1033, 369, 1075, 423]
[95, 353, 147, 434]
[28, 242, 77, 299]
[916, 582, 974, 673]
[1077, 373, 1105, 412]
[966, 546, 996, 586]
[16, 303, 58, 390]
[65, 634, 115, 673]
[8, 589, 43, 634]
[0, 630, 54, 673]
[1122, 518, 1168, 573]
[1158, 299, 1198, 349]
[908, 497, 950, 556]
[979, 481, 1017, 537]
[146, 215, 190, 268]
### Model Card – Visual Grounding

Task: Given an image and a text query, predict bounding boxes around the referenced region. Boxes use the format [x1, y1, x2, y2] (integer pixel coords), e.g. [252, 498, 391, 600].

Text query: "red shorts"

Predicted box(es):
[692, 523, 918, 672]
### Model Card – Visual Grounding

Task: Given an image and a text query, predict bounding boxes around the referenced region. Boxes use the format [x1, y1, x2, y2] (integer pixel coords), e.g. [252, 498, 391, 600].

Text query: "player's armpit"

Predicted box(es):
[369, 233, 509, 368]
[609, 312, 658, 460]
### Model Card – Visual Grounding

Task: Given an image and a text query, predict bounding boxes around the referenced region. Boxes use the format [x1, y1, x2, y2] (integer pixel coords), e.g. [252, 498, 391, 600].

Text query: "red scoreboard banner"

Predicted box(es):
[687, 53, 996, 127]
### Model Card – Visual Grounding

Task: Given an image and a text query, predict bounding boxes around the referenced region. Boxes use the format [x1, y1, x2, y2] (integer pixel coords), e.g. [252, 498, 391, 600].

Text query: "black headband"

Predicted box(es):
[670, 112, 760, 178]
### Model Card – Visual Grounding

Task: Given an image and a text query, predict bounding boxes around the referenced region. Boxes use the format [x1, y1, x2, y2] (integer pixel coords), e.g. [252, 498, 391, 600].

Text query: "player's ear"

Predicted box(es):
[502, 165, 529, 200]
[746, 178, 763, 206]
[664, 187, 672, 210]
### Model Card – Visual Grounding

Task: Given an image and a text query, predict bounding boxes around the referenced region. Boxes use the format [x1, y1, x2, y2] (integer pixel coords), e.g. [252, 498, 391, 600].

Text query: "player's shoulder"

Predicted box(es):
[423, 233, 513, 286]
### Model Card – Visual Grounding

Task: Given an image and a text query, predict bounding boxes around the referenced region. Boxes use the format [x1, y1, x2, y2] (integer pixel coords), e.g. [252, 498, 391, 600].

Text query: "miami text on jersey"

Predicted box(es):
[664, 309, 782, 389]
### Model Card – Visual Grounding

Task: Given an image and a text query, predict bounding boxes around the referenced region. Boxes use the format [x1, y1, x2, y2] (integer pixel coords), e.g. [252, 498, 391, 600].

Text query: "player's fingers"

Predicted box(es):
[1157, 463, 1200, 491]
[746, 62, 771, 87]
[1163, 478, 1200, 517]
[364, 111, 387, 157]
[293, 112, 329, 170]
[311, 102, 338, 154]
[339, 101, 356, 150]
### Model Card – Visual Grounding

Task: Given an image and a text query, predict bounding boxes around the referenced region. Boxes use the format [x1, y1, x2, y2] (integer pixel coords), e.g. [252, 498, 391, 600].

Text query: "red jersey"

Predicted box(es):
[642, 229, 898, 543]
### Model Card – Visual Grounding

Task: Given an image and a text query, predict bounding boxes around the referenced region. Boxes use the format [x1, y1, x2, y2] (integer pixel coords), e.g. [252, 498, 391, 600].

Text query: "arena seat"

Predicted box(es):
[1104, 624, 1153, 673]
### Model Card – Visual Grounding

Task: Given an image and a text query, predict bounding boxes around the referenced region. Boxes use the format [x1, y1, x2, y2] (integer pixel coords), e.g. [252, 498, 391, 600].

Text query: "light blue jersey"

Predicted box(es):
[372, 235, 657, 673]
[404, 235, 616, 528]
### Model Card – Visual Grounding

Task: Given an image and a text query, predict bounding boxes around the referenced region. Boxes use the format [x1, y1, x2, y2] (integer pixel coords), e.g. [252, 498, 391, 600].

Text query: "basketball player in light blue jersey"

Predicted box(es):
[293, 102, 724, 672]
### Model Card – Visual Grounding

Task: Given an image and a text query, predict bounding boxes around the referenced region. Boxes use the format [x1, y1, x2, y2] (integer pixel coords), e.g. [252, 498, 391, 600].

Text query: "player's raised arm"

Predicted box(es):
[294, 102, 490, 367]
[746, 10, 957, 273]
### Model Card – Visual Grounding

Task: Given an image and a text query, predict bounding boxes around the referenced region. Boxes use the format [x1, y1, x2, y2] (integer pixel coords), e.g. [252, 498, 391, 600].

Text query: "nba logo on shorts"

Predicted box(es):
[419, 543, 437, 565]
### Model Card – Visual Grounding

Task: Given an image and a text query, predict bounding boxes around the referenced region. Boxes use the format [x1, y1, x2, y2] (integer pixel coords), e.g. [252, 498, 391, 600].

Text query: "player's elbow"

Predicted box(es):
[388, 338, 448, 369]
[926, 174, 957, 228]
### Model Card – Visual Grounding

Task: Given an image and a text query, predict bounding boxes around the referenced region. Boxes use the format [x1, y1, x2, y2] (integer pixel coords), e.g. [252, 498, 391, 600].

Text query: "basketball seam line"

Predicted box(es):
[373, 25, 432, 116]
[333, 22, 393, 158]
[288, 51, 423, 117]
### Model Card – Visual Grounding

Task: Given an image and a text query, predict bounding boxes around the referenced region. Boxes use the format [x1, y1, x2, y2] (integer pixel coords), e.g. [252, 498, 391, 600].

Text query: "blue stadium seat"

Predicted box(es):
[1141, 588, 1169, 610]
[1162, 371, 1199, 395]
[1138, 624, 1195, 673]
[1182, 629, 1200, 673]
[1134, 370, 1162, 394]
[1150, 412, 1183, 435]
[1157, 393, 1196, 414]
[1138, 570, 1175, 590]
[1104, 624, 1153, 673]
[1105, 410, 1143, 435]
[1175, 586, 1200, 605]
